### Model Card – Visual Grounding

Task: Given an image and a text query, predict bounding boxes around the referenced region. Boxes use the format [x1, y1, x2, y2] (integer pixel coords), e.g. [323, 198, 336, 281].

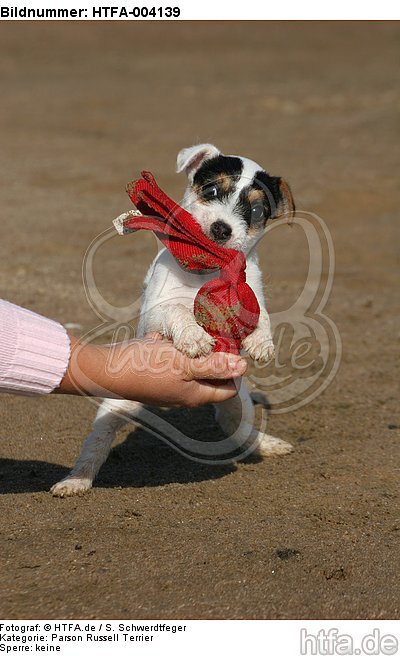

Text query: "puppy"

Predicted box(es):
[51, 144, 295, 497]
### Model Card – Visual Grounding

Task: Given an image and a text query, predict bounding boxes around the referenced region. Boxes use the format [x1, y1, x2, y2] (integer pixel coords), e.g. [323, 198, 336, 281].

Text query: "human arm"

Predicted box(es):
[0, 300, 246, 406]
[55, 333, 246, 406]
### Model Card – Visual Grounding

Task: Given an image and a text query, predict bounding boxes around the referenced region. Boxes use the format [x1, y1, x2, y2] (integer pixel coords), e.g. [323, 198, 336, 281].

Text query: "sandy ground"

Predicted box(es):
[0, 22, 399, 619]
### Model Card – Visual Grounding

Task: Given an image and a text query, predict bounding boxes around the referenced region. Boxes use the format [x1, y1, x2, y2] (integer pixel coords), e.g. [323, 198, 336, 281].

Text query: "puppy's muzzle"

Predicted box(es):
[210, 220, 232, 243]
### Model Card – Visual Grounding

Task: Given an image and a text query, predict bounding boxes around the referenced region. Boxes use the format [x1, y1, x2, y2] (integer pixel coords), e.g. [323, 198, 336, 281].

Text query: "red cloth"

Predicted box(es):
[121, 171, 260, 354]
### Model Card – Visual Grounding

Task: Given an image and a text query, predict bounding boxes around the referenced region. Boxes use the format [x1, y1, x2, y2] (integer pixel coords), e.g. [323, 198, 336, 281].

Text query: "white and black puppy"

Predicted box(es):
[51, 144, 295, 497]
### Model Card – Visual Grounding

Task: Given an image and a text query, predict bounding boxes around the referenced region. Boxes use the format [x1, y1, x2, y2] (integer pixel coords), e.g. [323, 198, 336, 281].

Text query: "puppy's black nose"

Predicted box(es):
[210, 220, 232, 243]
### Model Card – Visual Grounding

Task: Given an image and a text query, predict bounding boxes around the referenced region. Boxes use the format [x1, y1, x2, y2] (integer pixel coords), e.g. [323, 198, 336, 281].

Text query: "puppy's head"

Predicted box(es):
[177, 143, 295, 251]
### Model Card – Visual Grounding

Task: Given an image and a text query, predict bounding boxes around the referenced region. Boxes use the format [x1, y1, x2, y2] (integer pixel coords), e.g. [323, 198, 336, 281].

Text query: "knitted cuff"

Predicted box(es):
[0, 300, 71, 395]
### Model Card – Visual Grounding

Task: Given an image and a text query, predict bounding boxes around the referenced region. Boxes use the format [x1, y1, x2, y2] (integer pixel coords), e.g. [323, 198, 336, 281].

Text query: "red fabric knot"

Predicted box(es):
[118, 171, 260, 354]
[219, 254, 246, 284]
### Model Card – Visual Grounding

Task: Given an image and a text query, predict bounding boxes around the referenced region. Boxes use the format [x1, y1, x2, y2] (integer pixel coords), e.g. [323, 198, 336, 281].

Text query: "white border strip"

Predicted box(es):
[0, 1, 398, 20]
[0, 619, 398, 655]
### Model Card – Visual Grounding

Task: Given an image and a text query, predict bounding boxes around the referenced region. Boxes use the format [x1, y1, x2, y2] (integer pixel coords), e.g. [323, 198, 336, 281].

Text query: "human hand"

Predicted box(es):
[56, 332, 247, 407]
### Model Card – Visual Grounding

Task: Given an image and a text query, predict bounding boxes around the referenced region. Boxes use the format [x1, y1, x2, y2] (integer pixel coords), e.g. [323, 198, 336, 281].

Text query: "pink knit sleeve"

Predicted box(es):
[0, 299, 71, 395]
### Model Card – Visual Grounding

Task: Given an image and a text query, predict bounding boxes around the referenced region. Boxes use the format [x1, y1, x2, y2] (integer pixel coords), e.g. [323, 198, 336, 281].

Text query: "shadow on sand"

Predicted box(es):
[0, 406, 262, 494]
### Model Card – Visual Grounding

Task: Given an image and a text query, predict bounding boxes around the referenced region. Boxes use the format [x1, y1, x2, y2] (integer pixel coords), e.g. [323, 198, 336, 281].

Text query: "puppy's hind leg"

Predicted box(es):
[214, 380, 293, 459]
[51, 399, 141, 497]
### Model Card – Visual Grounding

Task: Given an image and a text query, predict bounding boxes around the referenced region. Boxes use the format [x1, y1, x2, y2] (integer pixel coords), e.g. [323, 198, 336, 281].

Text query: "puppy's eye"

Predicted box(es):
[251, 203, 265, 221]
[202, 184, 218, 200]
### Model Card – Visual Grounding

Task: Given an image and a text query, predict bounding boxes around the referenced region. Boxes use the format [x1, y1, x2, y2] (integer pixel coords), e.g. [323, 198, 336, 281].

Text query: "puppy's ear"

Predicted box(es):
[275, 178, 295, 223]
[176, 144, 220, 179]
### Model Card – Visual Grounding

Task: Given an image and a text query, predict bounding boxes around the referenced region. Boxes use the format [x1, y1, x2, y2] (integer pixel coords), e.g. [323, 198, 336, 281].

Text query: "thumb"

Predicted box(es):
[183, 352, 247, 381]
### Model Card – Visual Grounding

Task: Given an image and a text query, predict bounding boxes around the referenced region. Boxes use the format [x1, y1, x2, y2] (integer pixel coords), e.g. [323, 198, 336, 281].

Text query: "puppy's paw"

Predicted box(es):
[242, 330, 275, 363]
[254, 433, 294, 457]
[51, 477, 92, 497]
[173, 323, 215, 358]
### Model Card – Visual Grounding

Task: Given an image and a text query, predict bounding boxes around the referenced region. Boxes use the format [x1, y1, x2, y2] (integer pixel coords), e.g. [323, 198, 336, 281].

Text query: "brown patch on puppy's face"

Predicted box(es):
[247, 188, 269, 236]
[247, 188, 265, 204]
[193, 172, 235, 203]
[193, 172, 237, 203]
[234, 171, 295, 236]
[192, 155, 243, 204]
[216, 172, 234, 194]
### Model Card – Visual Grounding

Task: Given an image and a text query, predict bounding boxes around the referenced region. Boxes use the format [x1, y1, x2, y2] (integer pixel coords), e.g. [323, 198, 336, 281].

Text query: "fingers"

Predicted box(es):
[187, 379, 240, 406]
[183, 351, 247, 381]
[144, 333, 247, 380]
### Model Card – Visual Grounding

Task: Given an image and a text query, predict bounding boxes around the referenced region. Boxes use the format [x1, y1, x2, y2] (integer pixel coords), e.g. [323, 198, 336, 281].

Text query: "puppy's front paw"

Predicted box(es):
[51, 477, 92, 497]
[242, 330, 275, 363]
[173, 323, 215, 358]
[255, 433, 294, 457]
